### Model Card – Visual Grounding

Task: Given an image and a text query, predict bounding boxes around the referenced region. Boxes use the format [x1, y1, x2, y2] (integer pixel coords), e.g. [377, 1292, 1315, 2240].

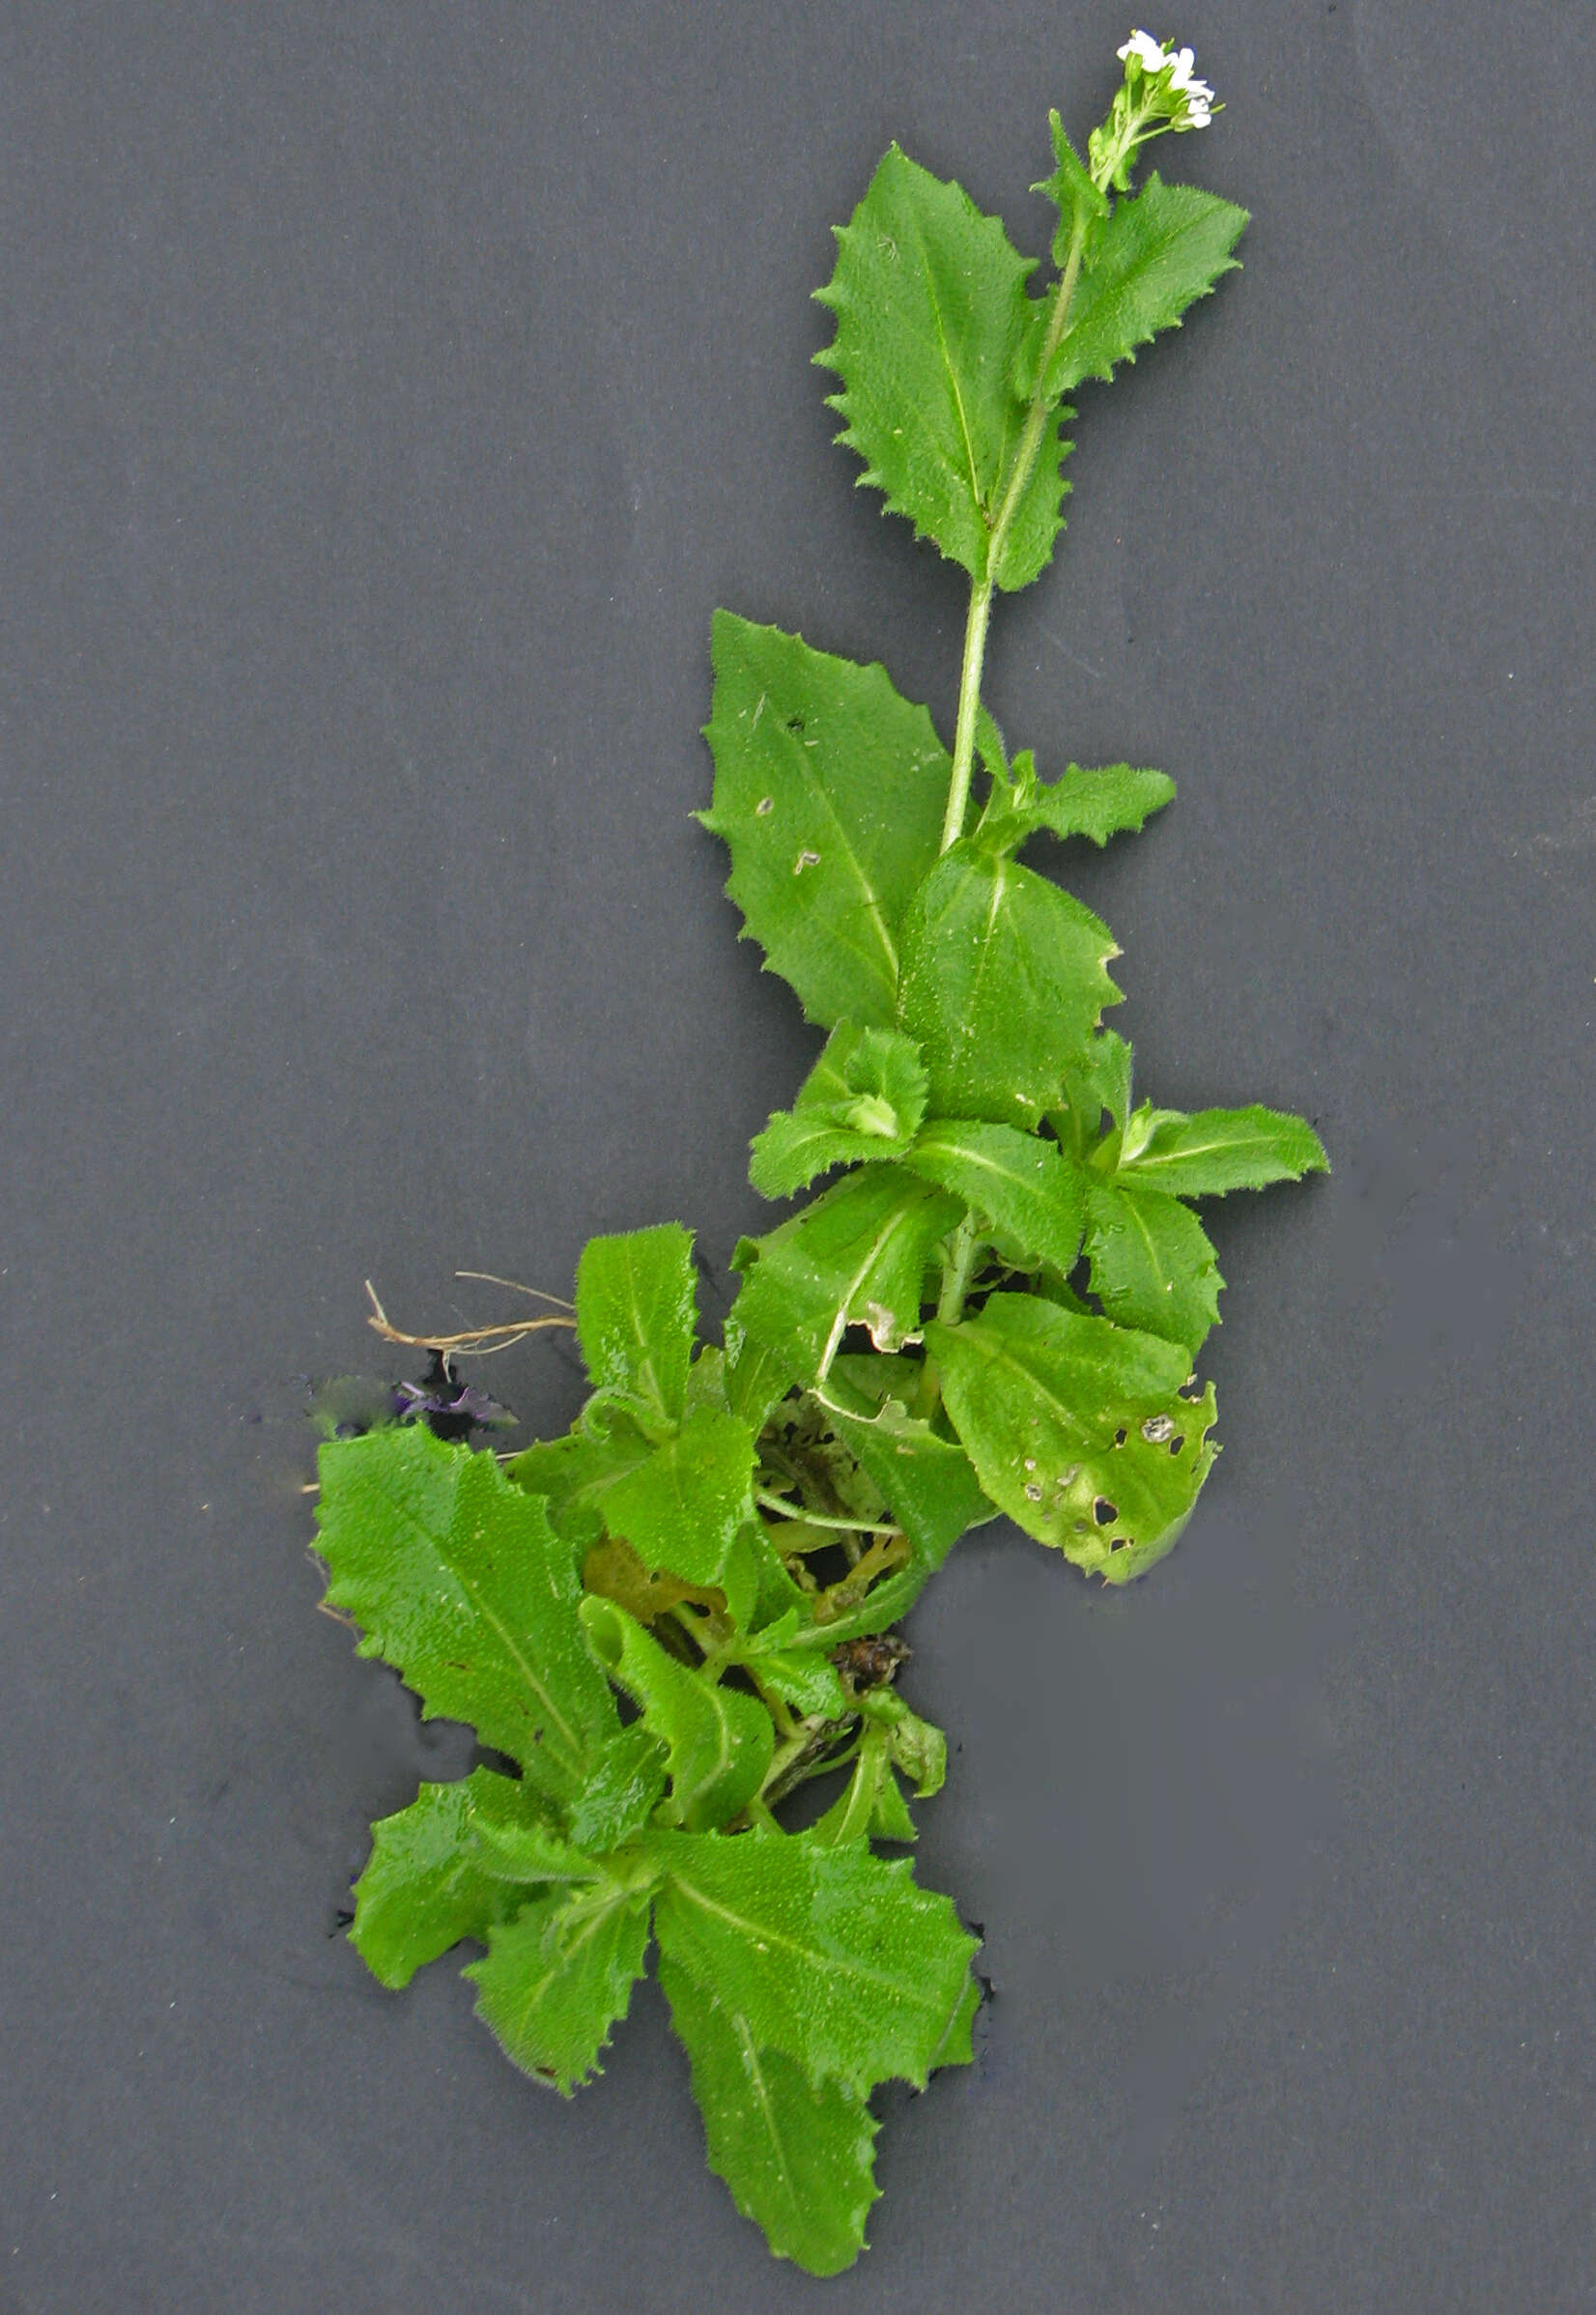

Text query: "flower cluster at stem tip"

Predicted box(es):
[1089, 28, 1218, 192]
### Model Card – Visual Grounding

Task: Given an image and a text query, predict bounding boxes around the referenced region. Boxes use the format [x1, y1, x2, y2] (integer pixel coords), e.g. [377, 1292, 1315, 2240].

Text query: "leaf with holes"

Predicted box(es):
[925, 1293, 1217, 1581]
[751, 1020, 929, 1198]
[897, 843, 1120, 1127]
[661, 1955, 882, 2276]
[315, 1427, 618, 1810]
[815, 144, 1071, 590]
[731, 1165, 960, 1383]
[1083, 1178, 1223, 1356]
[699, 614, 950, 1028]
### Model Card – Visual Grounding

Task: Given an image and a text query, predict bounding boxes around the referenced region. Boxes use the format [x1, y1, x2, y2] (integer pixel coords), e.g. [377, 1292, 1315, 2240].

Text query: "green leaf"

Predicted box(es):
[1118, 1102, 1330, 1196]
[1054, 1029, 1133, 1155]
[896, 843, 1120, 1127]
[350, 1769, 547, 1990]
[731, 1165, 960, 1383]
[1032, 109, 1110, 269]
[466, 1878, 653, 2097]
[925, 1293, 1217, 1582]
[581, 1597, 774, 1832]
[931, 1972, 983, 2070]
[1083, 1179, 1223, 1356]
[660, 1956, 881, 2277]
[860, 1687, 948, 1798]
[725, 1333, 795, 1435]
[816, 1358, 996, 1569]
[700, 613, 950, 1028]
[750, 1020, 929, 1198]
[815, 144, 1070, 591]
[813, 1724, 919, 1845]
[566, 1725, 671, 1852]
[598, 1406, 756, 1589]
[504, 1404, 653, 1550]
[748, 1649, 849, 1720]
[649, 1827, 980, 2094]
[976, 749, 1175, 856]
[315, 1428, 617, 1806]
[903, 1118, 1084, 1276]
[1039, 174, 1247, 399]
[575, 1224, 697, 1430]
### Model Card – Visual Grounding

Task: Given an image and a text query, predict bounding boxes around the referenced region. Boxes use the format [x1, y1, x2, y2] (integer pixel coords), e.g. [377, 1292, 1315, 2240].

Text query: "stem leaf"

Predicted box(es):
[700, 613, 949, 1028]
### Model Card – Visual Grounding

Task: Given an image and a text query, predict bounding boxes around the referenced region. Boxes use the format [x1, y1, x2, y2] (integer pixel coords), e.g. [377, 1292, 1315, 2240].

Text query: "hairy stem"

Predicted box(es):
[939, 217, 1091, 854]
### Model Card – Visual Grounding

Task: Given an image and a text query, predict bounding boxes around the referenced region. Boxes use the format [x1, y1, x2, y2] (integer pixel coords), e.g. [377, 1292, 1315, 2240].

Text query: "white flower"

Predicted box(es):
[1116, 28, 1168, 73]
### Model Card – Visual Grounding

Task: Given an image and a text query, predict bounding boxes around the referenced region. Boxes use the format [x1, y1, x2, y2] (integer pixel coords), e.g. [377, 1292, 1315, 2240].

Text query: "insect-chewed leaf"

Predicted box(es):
[350, 1768, 556, 1990]
[816, 1356, 997, 1570]
[597, 1405, 756, 1589]
[660, 1956, 882, 2277]
[815, 144, 1070, 590]
[315, 1427, 617, 1807]
[575, 1224, 697, 1429]
[700, 613, 950, 1028]
[1118, 1102, 1329, 1196]
[466, 1879, 653, 2098]
[1040, 173, 1247, 398]
[1083, 1179, 1223, 1356]
[648, 1827, 980, 2094]
[903, 1118, 1085, 1277]
[924, 1293, 1217, 1583]
[750, 1020, 929, 1199]
[731, 1165, 960, 1385]
[580, 1597, 774, 1833]
[897, 843, 1120, 1127]
[504, 1404, 653, 1548]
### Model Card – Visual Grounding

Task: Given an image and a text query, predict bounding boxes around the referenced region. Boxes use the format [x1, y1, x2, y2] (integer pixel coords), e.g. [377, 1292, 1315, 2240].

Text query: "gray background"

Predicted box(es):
[3, 2, 1591, 2308]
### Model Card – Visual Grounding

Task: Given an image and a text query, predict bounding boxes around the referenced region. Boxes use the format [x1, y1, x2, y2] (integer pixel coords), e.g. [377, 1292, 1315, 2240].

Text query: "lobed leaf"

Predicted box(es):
[660, 1956, 882, 2276]
[731, 1165, 961, 1384]
[649, 1827, 980, 2094]
[1038, 173, 1247, 399]
[1082, 1178, 1224, 1356]
[903, 1118, 1085, 1276]
[925, 1293, 1217, 1582]
[467, 1879, 653, 2097]
[575, 1224, 697, 1430]
[580, 1597, 774, 1832]
[1118, 1102, 1329, 1197]
[896, 843, 1120, 1127]
[315, 1427, 617, 1808]
[815, 144, 1071, 590]
[700, 614, 949, 1028]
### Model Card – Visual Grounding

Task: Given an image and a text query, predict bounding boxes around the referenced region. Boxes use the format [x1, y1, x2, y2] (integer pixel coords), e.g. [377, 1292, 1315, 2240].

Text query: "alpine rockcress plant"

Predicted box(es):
[312, 33, 1325, 2277]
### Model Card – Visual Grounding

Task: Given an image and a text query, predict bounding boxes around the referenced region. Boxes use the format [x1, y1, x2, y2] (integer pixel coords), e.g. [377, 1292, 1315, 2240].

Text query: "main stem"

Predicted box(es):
[937, 219, 1091, 856]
